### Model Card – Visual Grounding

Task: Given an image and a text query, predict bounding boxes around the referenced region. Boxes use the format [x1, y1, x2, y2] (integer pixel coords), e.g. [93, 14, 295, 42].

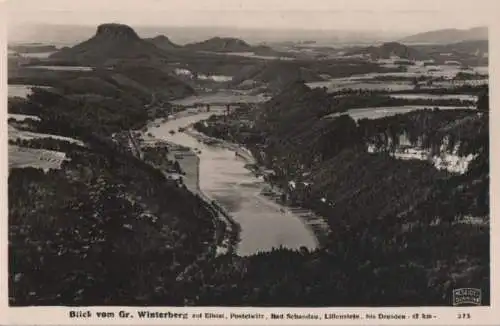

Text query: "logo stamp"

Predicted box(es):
[452, 288, 482, 306]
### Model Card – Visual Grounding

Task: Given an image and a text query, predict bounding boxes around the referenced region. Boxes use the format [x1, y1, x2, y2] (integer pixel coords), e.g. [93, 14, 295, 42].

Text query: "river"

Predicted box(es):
[148, 108, 318, 256]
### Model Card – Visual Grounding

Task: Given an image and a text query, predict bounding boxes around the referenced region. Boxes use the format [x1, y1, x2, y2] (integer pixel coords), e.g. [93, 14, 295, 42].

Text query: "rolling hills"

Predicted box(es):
[15, 24, 195, 100]
[231, 61, 325, 92]
[145, 35, 182, 50]
[401, 26, 488, 44]
[345, 42, 427, 60]
[8, 44, 58, 53]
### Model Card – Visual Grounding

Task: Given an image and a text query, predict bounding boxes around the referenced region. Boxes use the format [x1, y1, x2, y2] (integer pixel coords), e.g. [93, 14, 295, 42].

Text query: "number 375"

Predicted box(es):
[457, 313, 471, 319]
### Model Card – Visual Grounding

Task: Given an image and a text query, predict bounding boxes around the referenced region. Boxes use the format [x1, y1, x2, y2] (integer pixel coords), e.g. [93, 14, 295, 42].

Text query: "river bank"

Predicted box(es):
[184, 128, 256, 165]
[146, 111, 319, 254]
[135, 109, 240, 256]
[186, 125, 331, 247]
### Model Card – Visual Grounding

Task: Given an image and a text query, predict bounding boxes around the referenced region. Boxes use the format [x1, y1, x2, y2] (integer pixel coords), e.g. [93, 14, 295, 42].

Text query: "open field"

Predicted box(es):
[25, 65, 94, 71]
[9, 145, 67, 171]
[8, 114, 41, 122]
[325, 105, 475, 121]
[9, 125, 85, 146]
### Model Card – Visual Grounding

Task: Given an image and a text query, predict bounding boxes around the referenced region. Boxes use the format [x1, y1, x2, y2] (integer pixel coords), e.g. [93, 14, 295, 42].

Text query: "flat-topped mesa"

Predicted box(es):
[185, 36, 254, 52]
[49, 22, 170, 64]
[95, 23, 141, 41]
[201, 36, 249, 45]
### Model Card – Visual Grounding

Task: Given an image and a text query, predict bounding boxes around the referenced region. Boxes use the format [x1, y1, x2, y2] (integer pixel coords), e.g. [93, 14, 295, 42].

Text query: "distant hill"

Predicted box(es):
[255, 81, 371, 166]
[401, 27, 488, 44]
[184, 36, 272, 53]
[416, 40, 488, 55]
[414, 40, 489, 66]
[111, 64, 194, 99]
[8, 44, 58, 53]
[13, 24, 195, 100]
[49, 23, 168, 64]
[232, 61, 325, 92]
[59, 76, 123, 97]
[345, 42, 426, 60]
[8, 64, 194, 101]
[145, 35, 182, 50]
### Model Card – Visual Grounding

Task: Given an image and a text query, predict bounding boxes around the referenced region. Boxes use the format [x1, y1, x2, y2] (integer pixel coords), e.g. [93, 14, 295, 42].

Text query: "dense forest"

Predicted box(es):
[8, 88, 222, 305]
[9, 138, 224, 307]
[191, 82, 490, 306]
[9, 87, 152, 138]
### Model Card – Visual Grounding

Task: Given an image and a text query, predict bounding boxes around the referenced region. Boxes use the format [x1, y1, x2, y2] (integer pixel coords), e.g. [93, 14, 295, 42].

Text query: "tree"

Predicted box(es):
[412, 77, 420, 90]
[477, 90, 489, 112]
[173, 160, 182, 172]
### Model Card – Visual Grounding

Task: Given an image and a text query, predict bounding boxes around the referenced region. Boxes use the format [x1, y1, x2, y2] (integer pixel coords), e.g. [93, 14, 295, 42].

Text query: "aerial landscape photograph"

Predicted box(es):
[6, 0, 490, 307]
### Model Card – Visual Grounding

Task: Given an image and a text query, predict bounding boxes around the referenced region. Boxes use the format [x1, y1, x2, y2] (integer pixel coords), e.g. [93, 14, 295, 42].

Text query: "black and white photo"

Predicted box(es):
[1, 0, 496, 324]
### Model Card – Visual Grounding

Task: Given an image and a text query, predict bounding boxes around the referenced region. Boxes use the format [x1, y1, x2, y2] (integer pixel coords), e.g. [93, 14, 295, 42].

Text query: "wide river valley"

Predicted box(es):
[149, 108, 319, 256]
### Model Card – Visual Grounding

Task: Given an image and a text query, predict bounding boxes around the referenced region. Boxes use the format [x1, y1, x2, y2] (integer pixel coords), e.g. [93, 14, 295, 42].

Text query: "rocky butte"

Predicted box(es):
[95, 23, 141, 41]
[49, 23, 169, 64]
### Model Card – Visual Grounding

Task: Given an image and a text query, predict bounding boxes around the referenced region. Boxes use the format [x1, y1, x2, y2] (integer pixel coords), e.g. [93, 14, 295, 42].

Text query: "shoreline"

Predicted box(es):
[137, 112, 241, 256]
[186, 126, 331, 248]
[141, 108, 330, 252]
[184, 128, 256, 165]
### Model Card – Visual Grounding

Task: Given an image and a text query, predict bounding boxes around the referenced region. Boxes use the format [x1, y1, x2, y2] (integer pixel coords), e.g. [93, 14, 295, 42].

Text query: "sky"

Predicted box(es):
[6, 0, 495, 34]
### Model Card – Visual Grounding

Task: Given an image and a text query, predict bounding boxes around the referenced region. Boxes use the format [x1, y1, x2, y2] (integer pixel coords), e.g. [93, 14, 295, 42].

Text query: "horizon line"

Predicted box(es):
[7, 22, 488, 34]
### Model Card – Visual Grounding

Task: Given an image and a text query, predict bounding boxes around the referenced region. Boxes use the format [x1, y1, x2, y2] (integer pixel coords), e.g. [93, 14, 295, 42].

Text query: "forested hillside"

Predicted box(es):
[191, 83, 489, 306]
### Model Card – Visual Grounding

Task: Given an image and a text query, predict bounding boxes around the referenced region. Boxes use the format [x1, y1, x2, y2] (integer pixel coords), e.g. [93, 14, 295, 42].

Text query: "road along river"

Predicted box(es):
[148, 108, 320, 256]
